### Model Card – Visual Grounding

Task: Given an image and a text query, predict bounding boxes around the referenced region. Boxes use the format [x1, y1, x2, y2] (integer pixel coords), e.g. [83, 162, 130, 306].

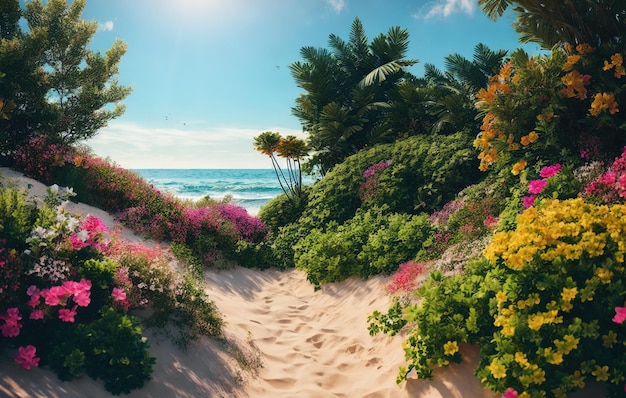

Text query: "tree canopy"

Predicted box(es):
[0, 0, 131, 156]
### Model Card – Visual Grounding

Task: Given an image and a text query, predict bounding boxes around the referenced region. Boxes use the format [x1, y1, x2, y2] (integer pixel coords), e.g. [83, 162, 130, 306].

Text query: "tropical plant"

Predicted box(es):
[478, 0, 626, 48]
[289, 17, 418, 173]
[253, 131, 308, 205]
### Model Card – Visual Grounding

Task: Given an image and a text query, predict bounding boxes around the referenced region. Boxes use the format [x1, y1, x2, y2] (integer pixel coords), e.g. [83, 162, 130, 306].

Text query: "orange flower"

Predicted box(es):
[561, 70, 589, 99]
[528, 131, 539, 143]
[590, 92, 619, 116]
[563, 54, 580, 71]
[521, 135, 531, 146]
[575, 43, 594, 55]
[512, 159, 527, 175]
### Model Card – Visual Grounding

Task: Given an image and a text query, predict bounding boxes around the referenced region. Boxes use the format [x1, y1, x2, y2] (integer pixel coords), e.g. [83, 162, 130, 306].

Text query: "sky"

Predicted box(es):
[50, 0, 542, 169]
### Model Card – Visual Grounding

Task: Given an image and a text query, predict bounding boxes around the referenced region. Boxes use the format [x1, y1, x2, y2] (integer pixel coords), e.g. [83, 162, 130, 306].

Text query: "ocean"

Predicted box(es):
[134, 169, 313, 215]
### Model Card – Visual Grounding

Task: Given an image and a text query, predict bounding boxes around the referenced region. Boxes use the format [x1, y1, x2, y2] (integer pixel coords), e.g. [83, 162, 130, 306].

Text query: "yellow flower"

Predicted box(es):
[544, 347, 564, 365]
[528, 131, 539, 143]
[443, 341, 459, 356]
[496, 291, 508, 304]
[560, 287, 578, 302]
[531, 368, 546, 385]
[515, 351, 530, 368]
[591, 365, 609, 382]
[602, 330, 617, 348]
[488, 359, 507, 379]
[572, 370, 586, 389]
[528, 314, 545, 331]
[596, 267, 613, 284]
[512, 159, 527, 175]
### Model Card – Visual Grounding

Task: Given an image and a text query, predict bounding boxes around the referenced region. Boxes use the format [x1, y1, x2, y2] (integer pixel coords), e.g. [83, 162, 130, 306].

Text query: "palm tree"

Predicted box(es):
[478, 0, 625, 47]
[423, 43, 508, 134]
[253, 131, 308, 204]
[289, 17, 417, 174]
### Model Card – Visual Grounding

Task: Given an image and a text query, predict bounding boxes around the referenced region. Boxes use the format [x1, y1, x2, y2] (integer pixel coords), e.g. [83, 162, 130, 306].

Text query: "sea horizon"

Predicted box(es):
[133, 168, 313, 215]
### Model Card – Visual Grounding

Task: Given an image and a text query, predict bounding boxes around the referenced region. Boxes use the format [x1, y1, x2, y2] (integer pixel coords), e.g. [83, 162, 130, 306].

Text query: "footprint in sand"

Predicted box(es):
[345, 343, 364, 354]
[305, 334, 324, 349]
[365, 357, 382, 367]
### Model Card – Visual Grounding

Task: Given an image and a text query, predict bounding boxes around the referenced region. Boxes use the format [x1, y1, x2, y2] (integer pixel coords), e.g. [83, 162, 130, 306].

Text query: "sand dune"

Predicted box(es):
[0, 168, 604, 397]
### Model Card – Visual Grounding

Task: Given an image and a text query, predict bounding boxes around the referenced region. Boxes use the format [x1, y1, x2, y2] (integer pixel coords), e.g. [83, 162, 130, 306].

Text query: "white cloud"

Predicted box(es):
[414, 0, 475, 19]
[85, 122, 304, 169]
[98, 20, 114, 32]
[326, 0, 346, 14]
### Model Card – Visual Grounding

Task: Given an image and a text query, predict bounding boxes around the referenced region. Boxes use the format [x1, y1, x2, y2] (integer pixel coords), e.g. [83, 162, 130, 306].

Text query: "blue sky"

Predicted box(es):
[70, 0, 542, 169]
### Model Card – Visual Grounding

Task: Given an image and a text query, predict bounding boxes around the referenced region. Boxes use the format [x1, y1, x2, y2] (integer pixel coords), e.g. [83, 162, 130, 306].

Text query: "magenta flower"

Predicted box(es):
[522, 195, 536, 208]
[14, 345, 40, 370]
[613, 306, 626, 324]
[539, 164, 562, 178]
[502, 388, 518, 398]
[528, 179, 548, 194]
[29, 310, 44, 320]
[73, 291, 91, 307]
[58, 306, 77, 323]
[111, 287, 127, 302]
[0, 308, 23, 337]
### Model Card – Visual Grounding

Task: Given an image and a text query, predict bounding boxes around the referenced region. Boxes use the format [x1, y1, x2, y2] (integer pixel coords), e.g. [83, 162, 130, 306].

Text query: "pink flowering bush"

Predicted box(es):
[386, 261, 430, 294]
[358, 160, 392, 204]
[0, 187, 156, 394]
[12, 135, 77, 183]
[583, 146, 626, 204]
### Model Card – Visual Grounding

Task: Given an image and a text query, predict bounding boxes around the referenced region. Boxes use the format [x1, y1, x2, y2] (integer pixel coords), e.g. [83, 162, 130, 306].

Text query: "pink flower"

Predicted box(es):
[0, 308, 23, 337]
[522, 195, 536, 208]
[484, 215, 499, 229]
[41, 286, 68, 306]
[111, 287, 127, 302]
[58, 306, 77, 323]
[502, 388, 518, 398]
[539, 164, 562, 178]
[528, 179, 548, 194]
[73, 291, 91, 307]
[26, 285, 40, 297]
[29, 310, 44, 320]
[14, 345, 40, 370]
[613, 306, 626, 324]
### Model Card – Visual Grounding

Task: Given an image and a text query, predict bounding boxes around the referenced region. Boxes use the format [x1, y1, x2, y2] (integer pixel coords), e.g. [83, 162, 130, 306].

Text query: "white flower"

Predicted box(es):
[48, 184, 59, 195]
[76, 230, 89, 242]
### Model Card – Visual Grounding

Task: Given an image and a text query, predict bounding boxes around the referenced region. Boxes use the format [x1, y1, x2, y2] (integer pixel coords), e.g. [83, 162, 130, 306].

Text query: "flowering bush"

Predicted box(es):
[376, 198, 626, 397]
[474, 42, 626, 176]
[0, 187, 155, 394]
[583, 146, 626, 204]
[358, 160, 392, 204]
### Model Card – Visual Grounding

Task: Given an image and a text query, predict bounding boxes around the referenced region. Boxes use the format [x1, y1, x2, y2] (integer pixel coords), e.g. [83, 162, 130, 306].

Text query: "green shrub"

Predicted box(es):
[295, 206, 434, 288]
[0, 188, 35, 247]
[81, 308, 155, 395]
[258, 188, 308, 236]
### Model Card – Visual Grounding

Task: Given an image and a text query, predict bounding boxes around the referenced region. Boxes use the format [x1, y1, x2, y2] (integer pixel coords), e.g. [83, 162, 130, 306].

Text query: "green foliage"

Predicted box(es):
[290, 17, 418, 173]
[294, 206, 433, 288]
[81, 308, 155, 395]
[367, 298, 408, 337]
[258, 190, 308, 236]
[0, 0, 131, 153]
[0, 187, 35, 247]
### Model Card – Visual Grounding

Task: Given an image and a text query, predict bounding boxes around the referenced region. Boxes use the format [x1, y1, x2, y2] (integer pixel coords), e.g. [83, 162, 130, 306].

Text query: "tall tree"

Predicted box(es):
[289, 17, 417, 174]
[478, 0, 625, 47]
[0, 0, 131, 156]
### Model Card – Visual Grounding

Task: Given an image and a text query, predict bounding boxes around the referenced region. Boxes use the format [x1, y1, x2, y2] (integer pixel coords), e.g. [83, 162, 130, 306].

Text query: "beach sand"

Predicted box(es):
[0, 168, 606, 397]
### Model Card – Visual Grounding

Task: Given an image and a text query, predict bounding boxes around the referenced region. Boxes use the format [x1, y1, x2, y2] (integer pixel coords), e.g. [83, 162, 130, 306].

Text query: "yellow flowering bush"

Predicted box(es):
[479, 198, 626, 396]
[381, 198, 626, 397]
